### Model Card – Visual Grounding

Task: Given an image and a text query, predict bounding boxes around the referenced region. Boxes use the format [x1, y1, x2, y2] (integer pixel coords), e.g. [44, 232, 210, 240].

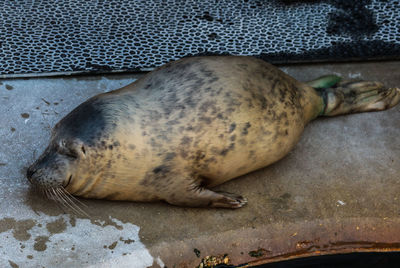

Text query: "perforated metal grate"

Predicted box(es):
[0, 0, 399, 77]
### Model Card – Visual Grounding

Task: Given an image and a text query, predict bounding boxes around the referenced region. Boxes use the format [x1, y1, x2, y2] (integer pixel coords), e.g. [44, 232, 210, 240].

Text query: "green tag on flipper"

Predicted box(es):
[307, 75, 342, 89]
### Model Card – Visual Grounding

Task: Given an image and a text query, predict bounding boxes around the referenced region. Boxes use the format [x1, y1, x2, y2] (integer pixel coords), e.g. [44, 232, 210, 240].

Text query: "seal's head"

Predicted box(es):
[27, 137, 86, 190]
[27, 97, 105, 194]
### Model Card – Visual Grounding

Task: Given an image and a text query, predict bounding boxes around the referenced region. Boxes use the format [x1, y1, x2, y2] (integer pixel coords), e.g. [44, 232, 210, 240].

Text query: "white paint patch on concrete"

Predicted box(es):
[0, 213, 154, 268]
[348, 72, 362, 79]
[155, 256, 166, 268]
[336, 200, 346, 206]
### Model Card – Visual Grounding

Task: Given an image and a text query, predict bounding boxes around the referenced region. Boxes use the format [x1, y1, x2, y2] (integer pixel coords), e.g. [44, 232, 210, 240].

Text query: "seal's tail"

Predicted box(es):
[307, 75, 400, 116]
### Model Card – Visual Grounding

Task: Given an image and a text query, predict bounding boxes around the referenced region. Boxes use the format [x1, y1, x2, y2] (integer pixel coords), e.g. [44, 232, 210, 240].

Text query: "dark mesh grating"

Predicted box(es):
[0, 0, 399, 77]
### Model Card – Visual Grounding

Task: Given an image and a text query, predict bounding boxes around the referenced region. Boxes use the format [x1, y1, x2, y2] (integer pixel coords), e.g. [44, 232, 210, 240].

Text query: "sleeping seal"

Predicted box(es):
[26, 56, 400, 208]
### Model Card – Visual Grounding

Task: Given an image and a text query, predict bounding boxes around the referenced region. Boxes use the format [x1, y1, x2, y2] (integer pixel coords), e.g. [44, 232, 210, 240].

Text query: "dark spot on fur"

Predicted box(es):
[150, 138, 163, 148]
[220, 143, 235, 156]
[199, 116, 212, 124]
[167, 119, 180, 125]
[195, 150, 206, 161]
[107, 160, 112, 168]
[242, 122, 252, 135]
[181, 136, 193, 145]
[199, 100, 217, 114]
[260, 96, 268, 109]
[153, 165, 169, 174]
[229, 123, 236, 133]
[113, 141, 120, 147]
[165, 152, 176, 161]
[180, 150, 188, 159]
[140, 177, 151, 186]
[108, 145, 113, 150]
[128, 144, 136, 150]
[230, 134, 236, 141]
[249, 150, 256, 159]
[178, 110, 186, 119]
[208, 76, 219, 83]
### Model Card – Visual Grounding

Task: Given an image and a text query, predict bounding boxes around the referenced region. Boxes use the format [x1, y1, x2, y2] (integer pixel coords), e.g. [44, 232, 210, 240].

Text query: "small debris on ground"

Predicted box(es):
[248, 248, 271, 258]
[194, 248, 201, 258]
[197, 254, 230, 268]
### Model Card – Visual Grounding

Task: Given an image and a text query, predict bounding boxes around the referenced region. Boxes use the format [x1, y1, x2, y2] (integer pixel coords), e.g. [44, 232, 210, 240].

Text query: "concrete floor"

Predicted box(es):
[0, 61, 399, 268]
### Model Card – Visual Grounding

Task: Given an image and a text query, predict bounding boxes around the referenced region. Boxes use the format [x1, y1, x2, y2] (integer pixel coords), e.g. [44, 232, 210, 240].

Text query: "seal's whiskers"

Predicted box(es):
[45, 188, 69, 214]
[57, 188, 89, 217]
[61, 187, 88, 208]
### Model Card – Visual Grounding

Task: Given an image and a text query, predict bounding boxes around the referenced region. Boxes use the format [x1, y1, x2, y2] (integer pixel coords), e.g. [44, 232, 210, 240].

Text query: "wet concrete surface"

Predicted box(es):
[0, 61, 399, 267]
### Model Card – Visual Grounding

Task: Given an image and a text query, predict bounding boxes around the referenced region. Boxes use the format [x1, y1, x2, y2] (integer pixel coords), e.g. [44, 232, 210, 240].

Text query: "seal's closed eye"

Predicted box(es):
[57, 140, 79, 159]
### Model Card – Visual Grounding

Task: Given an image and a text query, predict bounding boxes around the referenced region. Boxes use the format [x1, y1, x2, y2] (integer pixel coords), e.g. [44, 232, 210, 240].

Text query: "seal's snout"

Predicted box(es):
[26, 144, 79, 190]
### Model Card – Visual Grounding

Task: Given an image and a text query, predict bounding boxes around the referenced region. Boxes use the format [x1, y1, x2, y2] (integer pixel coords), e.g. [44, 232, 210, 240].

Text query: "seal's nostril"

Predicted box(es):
[26, 166, 35, 181]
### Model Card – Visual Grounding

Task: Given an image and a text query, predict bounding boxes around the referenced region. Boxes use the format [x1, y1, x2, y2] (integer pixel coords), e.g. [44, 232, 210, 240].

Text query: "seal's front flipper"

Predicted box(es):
[164, 179, 247, 208]
[310, 78, 400, 116]
[211, 191, 248, 208]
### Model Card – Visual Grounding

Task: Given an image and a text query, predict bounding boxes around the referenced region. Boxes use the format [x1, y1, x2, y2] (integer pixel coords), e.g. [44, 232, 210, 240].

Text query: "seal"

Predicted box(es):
[26, 56, 400, 208]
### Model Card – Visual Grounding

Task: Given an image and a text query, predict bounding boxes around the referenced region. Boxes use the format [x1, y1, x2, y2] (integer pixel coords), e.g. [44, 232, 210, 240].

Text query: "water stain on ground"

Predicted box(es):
[0, 218, 36, 241]
[24, 188, 65, 217]
[108, 241, 118, 250]
[91, 217, 123, 231]
[8, 260, 19, 268]
[69, 216, 76, 227]
[33, 236, 49, 251]
[119, 237, 135, 244]
[46, 218, 67, 234]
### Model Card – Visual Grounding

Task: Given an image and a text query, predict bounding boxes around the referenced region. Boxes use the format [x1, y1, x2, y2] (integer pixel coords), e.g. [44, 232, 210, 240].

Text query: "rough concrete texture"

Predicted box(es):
[0, 61, 399, 267]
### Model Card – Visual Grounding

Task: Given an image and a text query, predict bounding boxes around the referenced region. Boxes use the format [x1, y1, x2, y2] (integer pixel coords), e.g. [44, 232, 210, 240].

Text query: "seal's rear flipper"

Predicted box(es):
[308, 77, 400, 116]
